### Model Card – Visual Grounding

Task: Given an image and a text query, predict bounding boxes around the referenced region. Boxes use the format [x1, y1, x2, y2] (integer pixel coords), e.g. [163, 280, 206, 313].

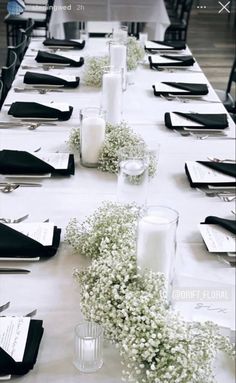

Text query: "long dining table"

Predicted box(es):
[0, 37, 235, 382]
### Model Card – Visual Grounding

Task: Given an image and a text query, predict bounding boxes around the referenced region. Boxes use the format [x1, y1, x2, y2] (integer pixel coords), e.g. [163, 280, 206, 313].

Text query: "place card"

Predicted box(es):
[6, 222, 55, 246]
[185, 161, 235, 184]
[153, 82, 189, 93]
[173, 276, 235, 331]
[149, 55, 180, 64]
[169, 113, 204, 127]
[0, 317, 30, 362]
[199, 224, 235, 252]
[32, 152, 69, 169]
[37, 102, 70, 112]
[146, 41, 174, 50]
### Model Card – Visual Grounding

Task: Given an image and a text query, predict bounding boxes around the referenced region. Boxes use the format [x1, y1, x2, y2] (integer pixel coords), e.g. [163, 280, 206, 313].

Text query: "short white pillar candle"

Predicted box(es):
[102, 70, 122, 124]
[80, 108, 105, 167]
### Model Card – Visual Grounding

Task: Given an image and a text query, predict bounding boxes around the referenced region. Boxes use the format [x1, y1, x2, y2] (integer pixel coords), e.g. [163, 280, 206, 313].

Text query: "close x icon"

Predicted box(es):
[218, 1, 231, 13]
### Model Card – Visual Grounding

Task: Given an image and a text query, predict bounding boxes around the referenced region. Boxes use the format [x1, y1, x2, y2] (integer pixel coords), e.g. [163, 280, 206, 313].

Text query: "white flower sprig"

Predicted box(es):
[68, 121, 157, 178]
[66, 202, 235, 383]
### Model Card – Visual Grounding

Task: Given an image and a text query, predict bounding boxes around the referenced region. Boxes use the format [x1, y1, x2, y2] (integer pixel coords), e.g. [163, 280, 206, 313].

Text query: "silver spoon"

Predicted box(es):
[0, 184, 20, 193]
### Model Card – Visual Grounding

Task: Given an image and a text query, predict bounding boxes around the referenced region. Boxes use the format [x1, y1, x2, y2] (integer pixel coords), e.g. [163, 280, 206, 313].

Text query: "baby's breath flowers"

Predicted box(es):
[83, 56, 109, 87]
[127, 36, 145, 71]
[66, 203, 235, 383]
[68, 121, 157, 178]
[83, 37, 144, 87]
[65, 202, 139, 259]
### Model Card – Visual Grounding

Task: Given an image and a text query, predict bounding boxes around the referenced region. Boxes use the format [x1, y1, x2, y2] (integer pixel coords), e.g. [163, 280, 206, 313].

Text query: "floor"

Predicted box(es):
[0, 0, 235, 91]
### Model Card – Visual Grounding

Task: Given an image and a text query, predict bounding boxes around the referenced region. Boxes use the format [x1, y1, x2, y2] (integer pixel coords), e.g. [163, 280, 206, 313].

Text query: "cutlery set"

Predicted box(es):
[0, 120, 58, 130]
[196, 187, 236, 202]
[173, 129, 230, 140]
[160, 94, 220, 103]
[14, 86, 64, 94]
[0, 182, 42, 193]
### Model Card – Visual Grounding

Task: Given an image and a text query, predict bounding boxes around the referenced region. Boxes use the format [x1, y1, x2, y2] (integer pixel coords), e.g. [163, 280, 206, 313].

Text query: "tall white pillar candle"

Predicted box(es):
[102, 72, 122, 124]
[81, 116, 105, 166]
[110, 44, 127, 89]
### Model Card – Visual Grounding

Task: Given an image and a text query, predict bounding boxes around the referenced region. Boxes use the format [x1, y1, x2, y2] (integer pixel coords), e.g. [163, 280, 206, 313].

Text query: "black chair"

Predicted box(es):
[19, 18, 35, 51]
[0, 80, 3, 110]
[7, 33, 28, 73]
[5, 0, 54, 45]
[0, 51, 17, 107]
[164, 0, 194, 42]
[216, 58, 236, 115]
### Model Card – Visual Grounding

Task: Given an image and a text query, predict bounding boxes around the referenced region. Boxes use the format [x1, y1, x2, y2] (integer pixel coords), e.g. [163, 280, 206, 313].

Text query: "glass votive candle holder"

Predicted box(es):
[74, 322, 103, 373]
[117, 145, 150, 206]
[139, 32, 148, 47]
[136, 206, 179, 302]
[80, 107, 106, 168]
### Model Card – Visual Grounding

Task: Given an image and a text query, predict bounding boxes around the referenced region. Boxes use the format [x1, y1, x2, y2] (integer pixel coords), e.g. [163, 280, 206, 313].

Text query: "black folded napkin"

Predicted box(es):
[8, 102, 73, 121]
[145, 40, 186, 51]
[149, 55, 195, 68]
[0, 150, 75, 176]
[153, 82, 208, 96]
[43, 37, 85, 49]
[0, 319, 44, 375]
[164, 112, 228, 130]
[185, 161, 236, 187]
[24, 72, 80, 88]
[0, 223, 61, 259]
[204, 216, 236, 234]
[197, 161, 236, 178]
[35, 51, 84, 67]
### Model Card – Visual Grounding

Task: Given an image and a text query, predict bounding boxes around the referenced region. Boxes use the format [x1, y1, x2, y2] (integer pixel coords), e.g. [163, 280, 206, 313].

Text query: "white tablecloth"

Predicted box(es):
[49, 0, 170, 40]
[0, 38, 235, 382]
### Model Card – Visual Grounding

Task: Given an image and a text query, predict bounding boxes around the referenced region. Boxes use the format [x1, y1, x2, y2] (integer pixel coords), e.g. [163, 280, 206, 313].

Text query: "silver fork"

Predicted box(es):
[219, 195, 236, 202]
[0, 214, 29, 224]
[207, 156, 236, 163]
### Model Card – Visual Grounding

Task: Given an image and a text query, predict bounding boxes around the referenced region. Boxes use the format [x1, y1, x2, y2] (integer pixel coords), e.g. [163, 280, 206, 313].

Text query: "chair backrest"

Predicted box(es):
[20, 18, 35, 50]
[180, 0, 194, 21]
[0, 80, 3, 110]
[1, 50, 17, 105]
[7, 33, 27, 71]
[226, 58, 236, 95]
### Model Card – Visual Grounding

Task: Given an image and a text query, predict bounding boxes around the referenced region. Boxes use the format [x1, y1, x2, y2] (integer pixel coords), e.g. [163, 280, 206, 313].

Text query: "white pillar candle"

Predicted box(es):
[83, 339, 95, 362]
[81, 116, 105, 165]
[102, 72, 122, 124]
[136, 215, 173, 283]
[110, 44, 127, 89]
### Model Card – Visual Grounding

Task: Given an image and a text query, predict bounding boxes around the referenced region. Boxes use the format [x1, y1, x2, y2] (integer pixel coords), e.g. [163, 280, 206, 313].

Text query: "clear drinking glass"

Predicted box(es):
[139, 32, 148, 47]
[74, 322, 103, 373]
[113, 25, 128, 43]
[117, 145, 150, 206]
[102, 65, 123, 124]
[80, 107, 106, 168]
[136, 206, 179, 303]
